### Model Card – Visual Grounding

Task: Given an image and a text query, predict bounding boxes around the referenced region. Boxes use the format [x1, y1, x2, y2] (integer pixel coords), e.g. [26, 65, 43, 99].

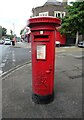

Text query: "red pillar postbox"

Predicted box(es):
[28, 17, 61, 104]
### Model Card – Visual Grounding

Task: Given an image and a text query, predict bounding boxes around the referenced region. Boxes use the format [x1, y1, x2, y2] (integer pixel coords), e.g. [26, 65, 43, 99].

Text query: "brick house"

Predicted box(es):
[32, 0, 67, 18]
[31, 0, 68, 45]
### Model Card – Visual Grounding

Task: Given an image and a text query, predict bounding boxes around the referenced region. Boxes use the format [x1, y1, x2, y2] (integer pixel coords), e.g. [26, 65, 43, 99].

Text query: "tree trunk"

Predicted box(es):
[75, 31, 79, 46]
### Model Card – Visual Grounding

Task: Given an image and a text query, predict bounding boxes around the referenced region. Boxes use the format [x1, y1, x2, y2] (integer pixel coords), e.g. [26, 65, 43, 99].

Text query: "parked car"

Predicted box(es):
[4, 39, 11, 45]
[78, 41, 84, 48]
[55, 41, 60, 47]
[0, 39, 4, 44]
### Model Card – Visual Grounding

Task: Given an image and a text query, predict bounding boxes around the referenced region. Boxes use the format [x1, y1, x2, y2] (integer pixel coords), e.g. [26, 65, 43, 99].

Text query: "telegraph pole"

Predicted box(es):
[0, 26, 2, 38]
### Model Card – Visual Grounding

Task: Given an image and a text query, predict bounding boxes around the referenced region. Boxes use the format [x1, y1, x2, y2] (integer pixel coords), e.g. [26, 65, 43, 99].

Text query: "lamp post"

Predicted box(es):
[13, 23, 16, 36]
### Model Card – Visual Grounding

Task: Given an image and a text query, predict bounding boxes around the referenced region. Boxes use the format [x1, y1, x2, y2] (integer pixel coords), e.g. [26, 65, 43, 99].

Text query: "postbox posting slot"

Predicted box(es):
[36, 44, 46, 60]
[34, 35, 49, 42]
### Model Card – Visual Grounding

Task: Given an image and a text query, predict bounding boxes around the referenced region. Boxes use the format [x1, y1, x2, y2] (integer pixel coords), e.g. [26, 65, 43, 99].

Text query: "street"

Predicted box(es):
[0, 1, 83, 119]
[0, 45, 10, 64]
[0, 43, 31, 74]
[2, 43, 83, 118]
[0, 45, 10, 75]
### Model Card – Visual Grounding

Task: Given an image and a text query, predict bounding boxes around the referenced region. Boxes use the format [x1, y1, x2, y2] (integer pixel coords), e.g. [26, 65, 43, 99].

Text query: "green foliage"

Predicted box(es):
[1, 27, 14, 40]
[10, 35, 14, 40]
[20, 29, 24, 35]
[4, 34, 14, 40]
[2, 27, 7, 36]
[60, 2, 84, 36]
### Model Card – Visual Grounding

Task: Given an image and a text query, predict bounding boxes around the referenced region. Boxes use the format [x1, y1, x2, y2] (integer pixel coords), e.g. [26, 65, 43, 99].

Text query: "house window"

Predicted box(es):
[54, 11, 61, 18]
[56, 13, 58, 17]
[58, 13, 60, 17]
[39, 12, 48, 16]
[54, 11, 66, 18]
[62, 12, 66, 18]
[62, 13, 64, 18]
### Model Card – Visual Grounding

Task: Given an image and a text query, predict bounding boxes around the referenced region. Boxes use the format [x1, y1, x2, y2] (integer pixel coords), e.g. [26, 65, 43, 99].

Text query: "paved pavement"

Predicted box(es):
[2, 42, 83, 118]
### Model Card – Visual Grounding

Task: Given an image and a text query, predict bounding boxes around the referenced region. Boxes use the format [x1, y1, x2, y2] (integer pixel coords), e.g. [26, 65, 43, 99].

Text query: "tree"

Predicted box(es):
[9, 30, 14, 40]
[10, 30, 13, 35]
[20, 29, 24, 35]
[2, 27, 7, 36]
[60, 2, 84, 45]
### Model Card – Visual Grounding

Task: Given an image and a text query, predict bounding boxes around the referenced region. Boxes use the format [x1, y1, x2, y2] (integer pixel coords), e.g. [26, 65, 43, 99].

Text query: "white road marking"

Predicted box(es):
[2, 59, 7, 63]
[13, 59, 16, 62]
[2, 62, 31, 80]
[12, 51, 16, 65]
[0, 70, 3, 75]
[0, 63, 5, 68]
[5, 56, 8, 59]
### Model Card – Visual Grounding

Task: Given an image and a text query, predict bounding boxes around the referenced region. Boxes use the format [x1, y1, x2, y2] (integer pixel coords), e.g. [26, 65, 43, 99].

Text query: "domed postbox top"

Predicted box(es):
[28, 16, 61, 28]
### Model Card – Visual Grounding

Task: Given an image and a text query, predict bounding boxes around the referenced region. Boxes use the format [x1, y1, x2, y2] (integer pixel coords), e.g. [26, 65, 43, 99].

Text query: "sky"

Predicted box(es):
[0, 0, 75, 36]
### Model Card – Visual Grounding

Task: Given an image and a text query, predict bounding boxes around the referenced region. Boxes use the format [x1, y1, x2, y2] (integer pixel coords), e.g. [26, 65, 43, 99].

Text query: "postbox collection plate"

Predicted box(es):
[36, 45, 46, 60]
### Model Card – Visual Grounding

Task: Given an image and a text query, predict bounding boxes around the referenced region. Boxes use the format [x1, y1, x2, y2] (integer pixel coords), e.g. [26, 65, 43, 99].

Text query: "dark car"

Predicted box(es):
[78, 41, 84, 48]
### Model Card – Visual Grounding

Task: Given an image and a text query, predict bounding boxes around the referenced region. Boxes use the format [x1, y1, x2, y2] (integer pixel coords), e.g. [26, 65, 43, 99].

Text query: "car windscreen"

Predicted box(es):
[5, 39, 10, 41]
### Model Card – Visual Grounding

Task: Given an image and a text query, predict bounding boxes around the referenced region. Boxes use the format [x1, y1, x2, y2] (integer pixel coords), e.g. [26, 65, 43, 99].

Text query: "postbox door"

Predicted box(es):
[32, 31, 55, 96]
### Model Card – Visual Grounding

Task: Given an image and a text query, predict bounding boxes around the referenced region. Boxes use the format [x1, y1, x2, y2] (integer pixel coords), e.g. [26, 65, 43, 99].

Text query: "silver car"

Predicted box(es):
[78, 41, 84, 48]
[4, 39, 11, 45]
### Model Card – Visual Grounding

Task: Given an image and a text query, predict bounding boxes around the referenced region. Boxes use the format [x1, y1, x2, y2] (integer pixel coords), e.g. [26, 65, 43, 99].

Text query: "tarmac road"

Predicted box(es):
[2, 46, 83, 118]
[1, 43, 31, 74]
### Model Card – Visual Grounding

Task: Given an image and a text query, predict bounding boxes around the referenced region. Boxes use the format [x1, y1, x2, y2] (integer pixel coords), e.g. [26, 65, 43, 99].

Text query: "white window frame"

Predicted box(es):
[39, 12, 49, 16]
[54, 11, 61, 18]
[54, 11, 66, 18]
[62, 12, 66, 18]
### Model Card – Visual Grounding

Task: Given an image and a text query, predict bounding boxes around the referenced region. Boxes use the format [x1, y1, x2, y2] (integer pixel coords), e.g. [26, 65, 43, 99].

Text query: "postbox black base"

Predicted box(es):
[32, 92, 54, 104]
